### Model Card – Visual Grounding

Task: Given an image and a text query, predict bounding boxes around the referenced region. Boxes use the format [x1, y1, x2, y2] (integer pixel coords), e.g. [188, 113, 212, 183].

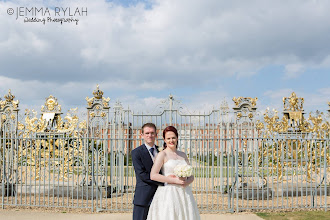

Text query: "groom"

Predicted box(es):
[132, 123, 163, 220]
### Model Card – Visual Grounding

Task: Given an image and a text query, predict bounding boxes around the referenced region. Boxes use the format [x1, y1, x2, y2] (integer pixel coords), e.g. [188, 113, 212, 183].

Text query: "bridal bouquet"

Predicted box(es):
[173, 164, 193, 178]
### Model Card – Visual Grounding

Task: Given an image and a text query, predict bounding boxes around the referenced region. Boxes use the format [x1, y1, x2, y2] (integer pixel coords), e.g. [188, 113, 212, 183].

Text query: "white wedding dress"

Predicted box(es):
[147, 159, 200, 220]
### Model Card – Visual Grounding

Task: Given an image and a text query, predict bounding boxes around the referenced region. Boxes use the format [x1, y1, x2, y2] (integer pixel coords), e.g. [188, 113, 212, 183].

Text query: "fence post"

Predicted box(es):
[91, 138, 94, 212]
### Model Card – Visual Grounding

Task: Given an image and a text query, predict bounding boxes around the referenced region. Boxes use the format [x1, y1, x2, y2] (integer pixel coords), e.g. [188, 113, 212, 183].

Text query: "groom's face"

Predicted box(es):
[142, 126, 156, 146]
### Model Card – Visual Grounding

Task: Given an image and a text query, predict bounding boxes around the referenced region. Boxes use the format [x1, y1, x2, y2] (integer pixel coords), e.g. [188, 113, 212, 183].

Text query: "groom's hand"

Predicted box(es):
[182, 181, 190, 188]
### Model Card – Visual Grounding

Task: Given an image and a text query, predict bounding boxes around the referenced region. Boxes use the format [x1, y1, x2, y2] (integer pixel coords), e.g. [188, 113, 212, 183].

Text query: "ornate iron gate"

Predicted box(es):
[1, 88, 329, 212]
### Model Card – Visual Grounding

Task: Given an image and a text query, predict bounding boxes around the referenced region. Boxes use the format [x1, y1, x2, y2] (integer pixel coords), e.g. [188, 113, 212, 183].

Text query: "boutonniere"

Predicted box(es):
[158, 146, 164, 152]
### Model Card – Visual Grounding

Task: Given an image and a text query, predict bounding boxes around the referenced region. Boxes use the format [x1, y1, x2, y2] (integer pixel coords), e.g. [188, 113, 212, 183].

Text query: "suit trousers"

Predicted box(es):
[133, 204, 150, 220]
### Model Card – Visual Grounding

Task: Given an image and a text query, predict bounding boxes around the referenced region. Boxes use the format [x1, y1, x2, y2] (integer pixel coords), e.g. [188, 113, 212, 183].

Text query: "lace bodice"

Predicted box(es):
[162, 159, 187, 176]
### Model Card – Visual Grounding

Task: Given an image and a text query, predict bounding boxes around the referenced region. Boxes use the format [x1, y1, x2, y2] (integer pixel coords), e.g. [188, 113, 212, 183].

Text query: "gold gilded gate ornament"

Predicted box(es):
[18, 107, 85, 181]
[86, 85, 110, 107]
[41, 95, 61, 112]
[23, 109, 47, 135]
[283, 92, 304, 111]
[255, 92, 330, 182]
[0, 89, 19, 110]
[56, 109, 80, 133]
[232, 97, 258, 107]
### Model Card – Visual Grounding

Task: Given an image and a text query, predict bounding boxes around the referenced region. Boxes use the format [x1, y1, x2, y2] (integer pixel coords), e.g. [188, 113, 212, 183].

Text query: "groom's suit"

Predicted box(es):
[132, 144, 163, 220]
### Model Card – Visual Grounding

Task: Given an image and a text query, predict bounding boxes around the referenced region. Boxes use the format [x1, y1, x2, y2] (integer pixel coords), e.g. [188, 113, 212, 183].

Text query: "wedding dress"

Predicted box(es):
[147, 159, 200, 220]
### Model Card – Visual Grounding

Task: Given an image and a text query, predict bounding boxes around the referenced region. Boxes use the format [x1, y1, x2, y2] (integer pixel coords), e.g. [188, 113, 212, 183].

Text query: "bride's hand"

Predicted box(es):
[173, 177, 185, 185]
[168, 176, 185, 185]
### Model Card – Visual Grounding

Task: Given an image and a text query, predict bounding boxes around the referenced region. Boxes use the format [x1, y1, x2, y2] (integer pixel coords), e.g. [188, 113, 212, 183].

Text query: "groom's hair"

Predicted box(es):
[141, 123, 157, 134]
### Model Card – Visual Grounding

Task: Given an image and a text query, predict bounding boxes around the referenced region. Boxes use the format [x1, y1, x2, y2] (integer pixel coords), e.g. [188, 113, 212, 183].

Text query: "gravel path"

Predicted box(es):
[0, 208, 263, 220]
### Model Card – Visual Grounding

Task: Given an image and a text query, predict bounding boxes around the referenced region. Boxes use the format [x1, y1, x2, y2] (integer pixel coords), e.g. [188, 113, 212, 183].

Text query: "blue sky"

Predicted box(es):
[107, 0, 153, 8]
[0, 0, 329, 115]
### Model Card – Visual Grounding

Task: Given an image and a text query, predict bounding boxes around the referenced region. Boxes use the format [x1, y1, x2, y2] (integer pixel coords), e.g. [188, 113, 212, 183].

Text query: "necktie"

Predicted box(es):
[149, 147, 154, 157]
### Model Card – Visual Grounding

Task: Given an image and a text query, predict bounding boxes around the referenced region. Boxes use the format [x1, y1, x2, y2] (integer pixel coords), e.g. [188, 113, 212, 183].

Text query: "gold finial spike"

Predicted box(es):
[232, 97, 242, 106]
[93, 84, 103, 99]
[4, 89, 15, 102]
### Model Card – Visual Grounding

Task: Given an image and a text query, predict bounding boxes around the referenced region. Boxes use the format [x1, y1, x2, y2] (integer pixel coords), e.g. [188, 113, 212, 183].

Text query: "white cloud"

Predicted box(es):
[1, 0, 330, 84]
[318, 87, 330, 95]
[284, 63, 305, 79]
[264, 88, 293, 100]
[1, 0, 330, 114]
[182, 89, 230, 113]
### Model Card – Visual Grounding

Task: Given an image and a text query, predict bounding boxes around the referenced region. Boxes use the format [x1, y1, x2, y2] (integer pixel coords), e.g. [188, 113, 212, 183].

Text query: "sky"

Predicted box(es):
[0, 0, 329, 117]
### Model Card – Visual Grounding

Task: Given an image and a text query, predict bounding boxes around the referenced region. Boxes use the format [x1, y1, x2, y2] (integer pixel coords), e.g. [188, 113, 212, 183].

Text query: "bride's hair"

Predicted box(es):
[163, 126, 178, 149]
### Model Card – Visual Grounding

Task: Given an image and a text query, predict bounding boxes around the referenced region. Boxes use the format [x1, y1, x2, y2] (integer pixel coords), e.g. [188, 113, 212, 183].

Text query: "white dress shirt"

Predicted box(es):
[145, 143, 158, 161]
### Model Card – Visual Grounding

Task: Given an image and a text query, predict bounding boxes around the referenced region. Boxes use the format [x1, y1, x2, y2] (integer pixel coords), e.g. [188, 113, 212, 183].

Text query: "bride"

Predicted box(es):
[147, 126, 200, 220]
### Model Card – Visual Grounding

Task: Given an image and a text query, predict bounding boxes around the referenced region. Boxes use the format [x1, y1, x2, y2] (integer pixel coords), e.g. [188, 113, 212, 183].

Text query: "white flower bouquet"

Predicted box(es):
[173, 164, 193, 178]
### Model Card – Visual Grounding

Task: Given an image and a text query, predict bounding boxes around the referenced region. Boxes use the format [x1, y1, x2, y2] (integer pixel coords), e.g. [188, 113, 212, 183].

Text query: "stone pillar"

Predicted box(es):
[232, 97, 258, 121]
[86, 85, 110, 138]
[0, 89, 19, 135]
[282, 92, 305, 132]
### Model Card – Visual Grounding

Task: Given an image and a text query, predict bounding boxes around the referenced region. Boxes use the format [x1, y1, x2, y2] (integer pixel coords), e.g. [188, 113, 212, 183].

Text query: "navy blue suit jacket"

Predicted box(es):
[132, 144, 163, 206]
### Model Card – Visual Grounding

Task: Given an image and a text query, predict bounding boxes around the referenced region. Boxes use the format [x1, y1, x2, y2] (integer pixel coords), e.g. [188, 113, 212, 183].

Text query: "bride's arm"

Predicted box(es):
[150, 151, 185, 185]
[183, 153, 194, 187]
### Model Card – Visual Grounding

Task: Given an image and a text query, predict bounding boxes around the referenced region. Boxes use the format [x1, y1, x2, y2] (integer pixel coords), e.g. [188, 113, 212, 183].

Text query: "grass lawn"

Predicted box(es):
[256, 211, 330, 220]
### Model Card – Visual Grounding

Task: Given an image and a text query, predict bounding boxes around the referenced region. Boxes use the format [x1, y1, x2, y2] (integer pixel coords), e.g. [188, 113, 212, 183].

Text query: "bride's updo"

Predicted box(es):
[163, 126, 178, 149]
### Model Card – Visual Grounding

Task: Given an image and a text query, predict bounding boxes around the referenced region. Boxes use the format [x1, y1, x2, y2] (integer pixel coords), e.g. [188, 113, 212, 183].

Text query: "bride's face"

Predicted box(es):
[165, 131, 178, 149]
